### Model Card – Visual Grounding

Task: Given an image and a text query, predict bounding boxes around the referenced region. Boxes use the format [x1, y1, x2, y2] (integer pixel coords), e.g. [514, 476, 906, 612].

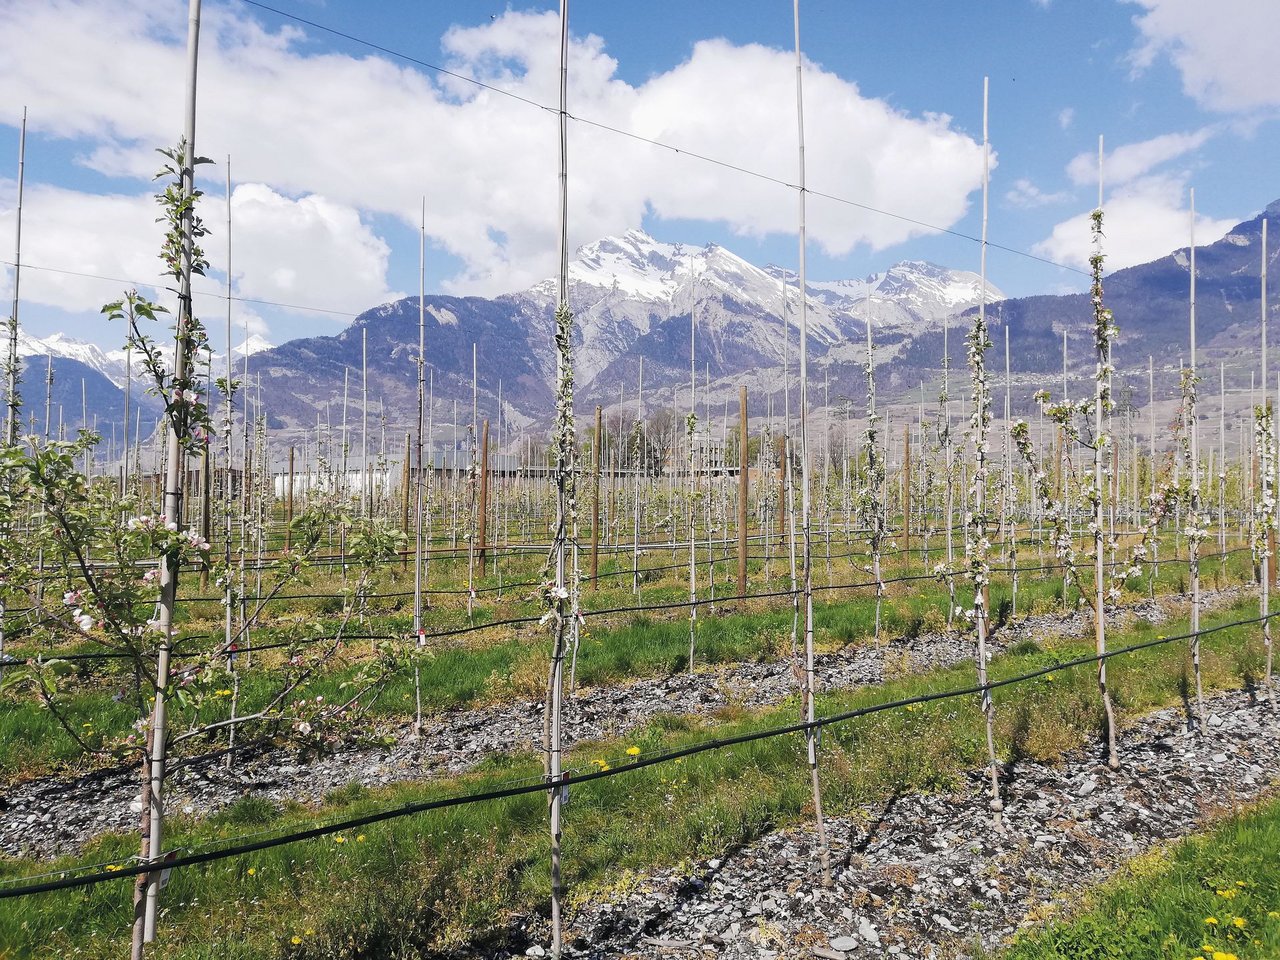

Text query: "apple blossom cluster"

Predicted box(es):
[1252, 404, 1276, 567]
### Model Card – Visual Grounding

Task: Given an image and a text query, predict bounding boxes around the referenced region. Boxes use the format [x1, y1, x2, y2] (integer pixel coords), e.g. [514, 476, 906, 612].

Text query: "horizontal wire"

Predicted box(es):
[1, 606, 1267, 899]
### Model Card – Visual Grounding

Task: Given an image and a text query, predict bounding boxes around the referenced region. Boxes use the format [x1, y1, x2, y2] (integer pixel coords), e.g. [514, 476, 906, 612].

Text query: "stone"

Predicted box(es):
[858, 918, 881, 945]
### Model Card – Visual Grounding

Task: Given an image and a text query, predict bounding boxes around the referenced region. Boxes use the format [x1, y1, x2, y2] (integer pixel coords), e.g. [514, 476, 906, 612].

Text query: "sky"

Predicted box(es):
[1, 0, 1278, 353]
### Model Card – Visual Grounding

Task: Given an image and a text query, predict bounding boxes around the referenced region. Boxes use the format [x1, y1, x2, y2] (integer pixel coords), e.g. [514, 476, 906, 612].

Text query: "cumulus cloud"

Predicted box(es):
[0, 179, 398, 339]
[206, 185, 401, 314]
[1127, 0, 1280, 112]
[1005, 178, 1071, 209]
[0, 1, 989, 300]
[1034, 173, 1236, 271]
[1065, 127, 1215, 187]
[0, 182, 166, 315]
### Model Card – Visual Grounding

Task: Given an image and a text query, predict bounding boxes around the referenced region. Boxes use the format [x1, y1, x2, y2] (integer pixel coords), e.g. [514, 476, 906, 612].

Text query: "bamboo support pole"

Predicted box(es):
[591, 404, 601, 587]
[738, 385, 749, 597]
[477, 418, 490, 566]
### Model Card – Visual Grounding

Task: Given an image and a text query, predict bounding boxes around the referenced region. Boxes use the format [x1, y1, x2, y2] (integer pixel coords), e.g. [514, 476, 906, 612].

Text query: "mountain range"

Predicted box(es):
[237, 230, 1003, 441]
[16, 200, 1280, 447]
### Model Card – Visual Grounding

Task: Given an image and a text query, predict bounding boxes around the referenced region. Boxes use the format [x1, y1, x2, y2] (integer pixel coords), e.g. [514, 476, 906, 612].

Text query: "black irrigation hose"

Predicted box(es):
[0, 543, 1252, 626]
[2, 546, 1255, 664]
[11, 522, 1203, 582]
[2, 607, 1272, 901]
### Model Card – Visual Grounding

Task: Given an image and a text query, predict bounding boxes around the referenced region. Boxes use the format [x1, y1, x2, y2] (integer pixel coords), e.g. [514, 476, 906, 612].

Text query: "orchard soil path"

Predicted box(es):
[498, 685, 1277, 960]
[0, 586, 1238, 859]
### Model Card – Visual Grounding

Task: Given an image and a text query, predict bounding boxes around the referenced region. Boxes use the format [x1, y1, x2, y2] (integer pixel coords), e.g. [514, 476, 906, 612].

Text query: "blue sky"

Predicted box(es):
[1, 0, 1276, 352]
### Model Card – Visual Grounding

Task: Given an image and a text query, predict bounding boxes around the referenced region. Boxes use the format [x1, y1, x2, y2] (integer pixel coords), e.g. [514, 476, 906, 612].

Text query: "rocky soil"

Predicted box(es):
[0, 587, 1223, 861]
[494, 686, 1280, 960]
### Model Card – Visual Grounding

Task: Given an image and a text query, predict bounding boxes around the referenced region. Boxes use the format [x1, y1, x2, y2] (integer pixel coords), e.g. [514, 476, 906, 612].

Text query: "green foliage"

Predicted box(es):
[1003, 798, 1280, 960]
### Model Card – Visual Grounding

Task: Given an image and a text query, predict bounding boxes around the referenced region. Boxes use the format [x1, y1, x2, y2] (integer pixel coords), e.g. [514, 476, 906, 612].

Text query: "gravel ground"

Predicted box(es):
[474, 686, 1280, 960]
[0, 587, 1223, 860]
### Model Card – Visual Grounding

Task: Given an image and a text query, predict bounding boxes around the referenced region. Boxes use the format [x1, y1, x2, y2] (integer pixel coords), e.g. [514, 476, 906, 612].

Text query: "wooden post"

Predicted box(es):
[285, 446, 294, 552]
[476, 418, 489, 565]
[738, 386, 749, 597]
[591, 405, 601, 587]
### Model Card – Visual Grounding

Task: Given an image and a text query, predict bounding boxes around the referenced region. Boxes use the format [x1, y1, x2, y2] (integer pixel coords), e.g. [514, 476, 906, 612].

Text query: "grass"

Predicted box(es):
[0, 541, 1251, 786]
[1000, 797, 1280, 960]
[0, 586, 1272, 959]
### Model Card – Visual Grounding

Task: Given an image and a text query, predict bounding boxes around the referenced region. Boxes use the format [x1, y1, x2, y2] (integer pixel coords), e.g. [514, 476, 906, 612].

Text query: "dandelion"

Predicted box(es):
[1232, 918, 1246, 929]
[356, 834, 365, 843]
[334, 836, 346, 844]
[1205, 917, 1219, 925]
[1217, 889, 1238, 899]
[1212, 953, 1238, 960]
[291, 936, 302, 945]
[247, 867, 255, 876]
[625, 746, 641, 756]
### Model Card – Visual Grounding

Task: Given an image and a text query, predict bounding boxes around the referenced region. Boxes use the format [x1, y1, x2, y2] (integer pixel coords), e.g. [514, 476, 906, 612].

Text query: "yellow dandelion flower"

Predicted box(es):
[1205, 917, 1219, 925]
[247, 867, 256, 876]
[1217, 889, 1237, 899]
[1268, 911, 1280, 919]
[105, 864, 122, 872]
[1236, 881, 1247, 887]
[1232, 918, 1246, 929]
[291, 936, 302, 945]
[356, 834, 366, 843]
[334, 836, 346, 844]
[1212, 952, 1237, 960]
[626, 746, 641, 756]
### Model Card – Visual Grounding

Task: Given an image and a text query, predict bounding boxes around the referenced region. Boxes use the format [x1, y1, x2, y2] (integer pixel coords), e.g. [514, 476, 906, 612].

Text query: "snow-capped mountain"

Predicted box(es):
[16, 331, 274, 390]
[520, 229, 1000, 387]
[236, 229, 1004, 438]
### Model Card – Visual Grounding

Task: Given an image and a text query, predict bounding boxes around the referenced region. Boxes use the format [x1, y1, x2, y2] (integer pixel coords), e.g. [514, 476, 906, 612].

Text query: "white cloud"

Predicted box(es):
[1006, 177, 1071, 209]
[1058, 107, 1075, 130]
[206, 184, 401, 315]
[0, 179, 398, 342]
[1065, 127, 1215, 187]
[1034, 173, 1237, 271]
[0, 2, 989, 300]
[1127, 0, 1280, 112]
[0, 182, 166, 315]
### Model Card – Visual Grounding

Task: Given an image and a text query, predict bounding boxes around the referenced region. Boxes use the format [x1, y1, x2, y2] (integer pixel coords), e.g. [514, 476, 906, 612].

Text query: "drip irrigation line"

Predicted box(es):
[3, 538, 1251, 615]
[2, 606, 1270, 900]
[1, 543, 1255, 664]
